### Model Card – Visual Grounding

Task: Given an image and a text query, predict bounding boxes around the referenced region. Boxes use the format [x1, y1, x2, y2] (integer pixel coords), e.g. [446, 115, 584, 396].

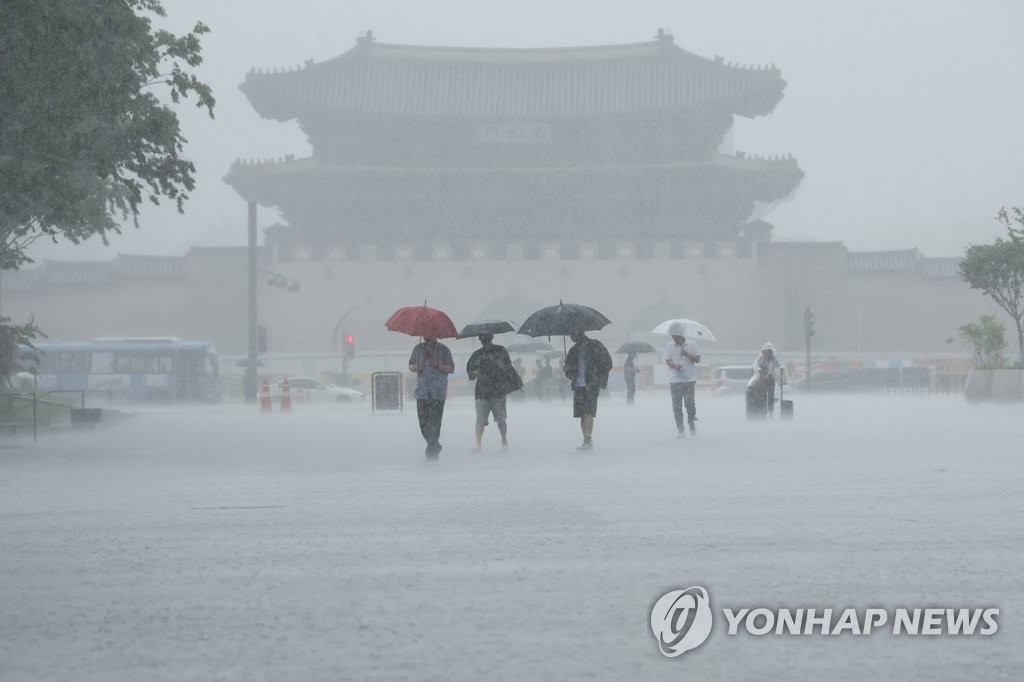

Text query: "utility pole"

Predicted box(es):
[804, 306, 815, 392]
[243, 201, 259, 403]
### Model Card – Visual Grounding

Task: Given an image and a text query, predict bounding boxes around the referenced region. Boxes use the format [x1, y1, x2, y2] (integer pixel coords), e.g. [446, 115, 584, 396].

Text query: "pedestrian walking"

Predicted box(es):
[624, 351, 640, 404]
[663, 322, 701, 437]
[511, 358, 526, 402]
[563, 330, 613, 450]
[408, 336, 454, 459]
[466, 333, 520, 452]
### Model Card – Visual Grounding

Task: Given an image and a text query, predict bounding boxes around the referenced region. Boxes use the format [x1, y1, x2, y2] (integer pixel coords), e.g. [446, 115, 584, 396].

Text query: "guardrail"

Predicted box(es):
[1, 389, 112, 442]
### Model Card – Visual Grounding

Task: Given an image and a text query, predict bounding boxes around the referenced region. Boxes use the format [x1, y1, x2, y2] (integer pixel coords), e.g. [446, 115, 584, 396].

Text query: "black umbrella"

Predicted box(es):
[458, 319, 516, 339]
[506, 341, 554, 353]
[614, 341, 658, 354]
[517, 301, 611, 337]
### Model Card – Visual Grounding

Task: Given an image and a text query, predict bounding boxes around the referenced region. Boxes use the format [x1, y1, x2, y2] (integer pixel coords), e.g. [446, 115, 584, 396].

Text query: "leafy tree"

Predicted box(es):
[0, 316, 45, 386]
[959, 207, 1024, 365]
[958, 315, 1007, 370]
[0, 0, 215, 270]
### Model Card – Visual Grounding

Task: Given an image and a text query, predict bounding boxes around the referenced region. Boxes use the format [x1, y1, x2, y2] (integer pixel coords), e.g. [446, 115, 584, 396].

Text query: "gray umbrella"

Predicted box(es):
[614, 341, 658, 354]
[517, 301, 611, 337]
[458, 319, 516, 339]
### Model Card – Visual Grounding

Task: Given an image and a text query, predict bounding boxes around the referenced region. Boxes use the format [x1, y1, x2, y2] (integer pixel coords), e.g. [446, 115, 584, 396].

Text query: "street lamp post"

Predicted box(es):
[243, 201, 259, 403]
[241, 203, 301, 402]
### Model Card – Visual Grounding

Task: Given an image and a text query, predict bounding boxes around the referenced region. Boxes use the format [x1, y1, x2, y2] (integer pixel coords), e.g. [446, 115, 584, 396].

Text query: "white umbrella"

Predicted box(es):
[651, 318, 717, 342]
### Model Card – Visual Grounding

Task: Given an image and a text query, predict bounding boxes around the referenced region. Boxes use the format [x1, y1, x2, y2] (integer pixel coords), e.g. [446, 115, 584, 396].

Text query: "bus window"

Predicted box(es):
[56, 351, 89, 375]
[114, 352, 173, 374]
[38, 351, 58, 375]
[33, 340, 222, 402]
[152, 353, 173, 373]
[91, 351, 115, 374]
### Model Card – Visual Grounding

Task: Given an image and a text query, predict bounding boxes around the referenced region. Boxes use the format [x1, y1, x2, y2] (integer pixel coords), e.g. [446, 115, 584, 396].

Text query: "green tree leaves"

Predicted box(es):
[0, 0, 214, 270]
[958, 315, 1007, 369]
[0, 316, 44, 385]
[959, 207, 1024, 365]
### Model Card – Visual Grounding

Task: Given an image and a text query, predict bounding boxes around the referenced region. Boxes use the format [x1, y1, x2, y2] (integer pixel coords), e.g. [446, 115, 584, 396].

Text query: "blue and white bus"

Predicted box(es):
[27, 338, 223, 402]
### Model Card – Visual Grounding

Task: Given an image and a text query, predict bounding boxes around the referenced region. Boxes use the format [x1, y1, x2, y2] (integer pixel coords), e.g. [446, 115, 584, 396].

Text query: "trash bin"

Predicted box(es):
[371, 372, 403, 413]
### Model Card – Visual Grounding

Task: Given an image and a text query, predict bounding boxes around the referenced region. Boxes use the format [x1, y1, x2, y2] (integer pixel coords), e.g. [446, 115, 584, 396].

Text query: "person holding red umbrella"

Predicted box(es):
[386, 304, 459, 461]
[408, 336, 454, 460]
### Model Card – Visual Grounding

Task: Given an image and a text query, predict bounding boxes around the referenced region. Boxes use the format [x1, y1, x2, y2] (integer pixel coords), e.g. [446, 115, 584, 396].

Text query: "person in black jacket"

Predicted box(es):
[466, 333, 519, 452]
[563, 330, 613, 450]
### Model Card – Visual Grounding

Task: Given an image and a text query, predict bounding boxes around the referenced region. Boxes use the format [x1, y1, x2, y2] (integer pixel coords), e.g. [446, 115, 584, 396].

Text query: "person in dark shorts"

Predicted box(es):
[563, 330, 612, 450]
[466, 333, 520, 452]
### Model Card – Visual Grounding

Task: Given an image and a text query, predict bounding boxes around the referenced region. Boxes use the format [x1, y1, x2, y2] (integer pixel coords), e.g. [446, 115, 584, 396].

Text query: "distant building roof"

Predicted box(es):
[915, 256, 962, 279]
[847, 249, 961, 278]
[38, 260, 116, 286]
[117, 254, 188, 279]
[240, 32, 786, 120]
[0, 268, 36, 291]
[6, 254, 188, 290]
[847, 249, 921, 272]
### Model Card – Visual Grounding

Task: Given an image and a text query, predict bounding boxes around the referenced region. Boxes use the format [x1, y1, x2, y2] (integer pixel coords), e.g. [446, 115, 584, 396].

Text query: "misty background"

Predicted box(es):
[22, 0, 1024, 265]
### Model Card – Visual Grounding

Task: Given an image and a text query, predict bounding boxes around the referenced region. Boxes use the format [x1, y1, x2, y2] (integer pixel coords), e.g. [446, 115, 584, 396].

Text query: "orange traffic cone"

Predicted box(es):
[259, 377, 272, 413]
[280, 377, 292, 412]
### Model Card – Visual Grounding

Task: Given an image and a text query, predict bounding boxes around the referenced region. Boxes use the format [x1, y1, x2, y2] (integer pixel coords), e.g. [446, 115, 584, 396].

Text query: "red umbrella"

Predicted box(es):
[385, 305, 458, 339]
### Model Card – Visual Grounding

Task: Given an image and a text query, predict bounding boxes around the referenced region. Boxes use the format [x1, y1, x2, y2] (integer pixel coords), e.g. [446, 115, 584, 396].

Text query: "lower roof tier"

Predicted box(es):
[224, 154, 803, 241]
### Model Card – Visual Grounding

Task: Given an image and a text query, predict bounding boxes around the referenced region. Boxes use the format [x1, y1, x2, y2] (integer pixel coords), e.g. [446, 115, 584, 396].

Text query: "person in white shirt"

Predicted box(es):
[663, 322, 701, 437]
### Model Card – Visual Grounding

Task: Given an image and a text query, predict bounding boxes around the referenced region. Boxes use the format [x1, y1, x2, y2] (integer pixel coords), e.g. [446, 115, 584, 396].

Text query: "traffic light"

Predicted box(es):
[344, 333, 355, 358]
[803, 307, 816, 342]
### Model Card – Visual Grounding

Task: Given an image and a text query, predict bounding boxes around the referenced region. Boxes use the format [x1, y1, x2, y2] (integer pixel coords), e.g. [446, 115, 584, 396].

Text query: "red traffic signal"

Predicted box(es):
[343, 333, 356, 358]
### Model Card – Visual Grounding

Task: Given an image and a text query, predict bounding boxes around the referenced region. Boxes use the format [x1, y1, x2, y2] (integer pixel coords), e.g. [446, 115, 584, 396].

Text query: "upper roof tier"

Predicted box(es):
[240, 30, 787, 120]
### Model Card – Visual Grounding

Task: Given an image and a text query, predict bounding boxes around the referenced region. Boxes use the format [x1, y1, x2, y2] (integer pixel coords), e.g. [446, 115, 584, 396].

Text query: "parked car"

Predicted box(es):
[710, 365, 755, 395]
[789, 370, 854, 392]
[272, 377, 365, 403]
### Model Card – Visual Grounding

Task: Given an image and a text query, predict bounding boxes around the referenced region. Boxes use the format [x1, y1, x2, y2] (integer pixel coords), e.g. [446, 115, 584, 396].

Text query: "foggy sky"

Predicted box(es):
[24, 0, 1024, 263]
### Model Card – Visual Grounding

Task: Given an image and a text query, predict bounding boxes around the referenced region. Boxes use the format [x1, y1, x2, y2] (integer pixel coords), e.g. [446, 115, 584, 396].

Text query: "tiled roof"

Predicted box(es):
[0, 269, 36, 291]
[39, 260, 116, 285]
[847, 249, 921, 272]
[228, 153, 802, 179]
[224, 154, 805, 207]
[117, 254, 188, 278]
[916, 257, 962, 279]
[847, 250, 962, 279]
[240, 36, 786, 119]
[9, 255, 188, 290]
